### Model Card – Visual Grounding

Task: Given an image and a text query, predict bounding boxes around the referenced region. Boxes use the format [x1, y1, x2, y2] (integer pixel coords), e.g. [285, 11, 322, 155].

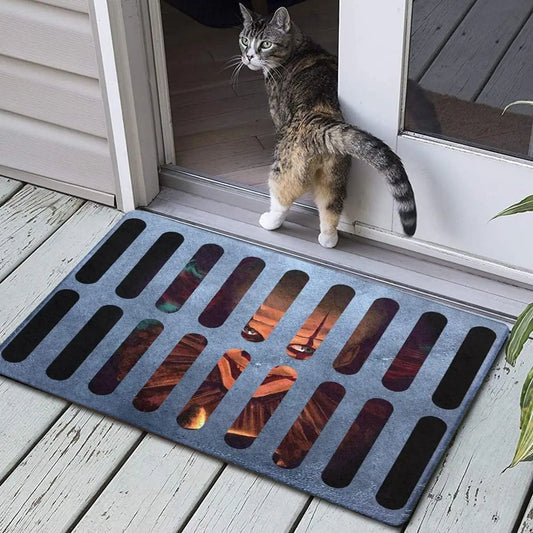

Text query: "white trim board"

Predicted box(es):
[150, 171, 533, 320]
[90, 0, 161, 210]
[0, 166, 115, 207]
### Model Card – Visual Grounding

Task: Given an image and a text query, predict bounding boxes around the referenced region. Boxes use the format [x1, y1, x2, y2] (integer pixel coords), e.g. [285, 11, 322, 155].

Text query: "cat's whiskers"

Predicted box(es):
[222, 55, 245, 73]
[230, 61, 245, 89]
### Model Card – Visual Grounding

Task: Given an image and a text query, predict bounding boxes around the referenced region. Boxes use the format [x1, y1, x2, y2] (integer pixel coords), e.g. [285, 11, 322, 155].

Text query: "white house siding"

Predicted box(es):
[0, 0, 116, 205]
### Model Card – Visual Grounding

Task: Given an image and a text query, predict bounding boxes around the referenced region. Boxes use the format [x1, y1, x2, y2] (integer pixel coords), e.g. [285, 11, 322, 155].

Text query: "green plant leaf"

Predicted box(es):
[493, 195, 533, 219]
[506, 304, 533, 366]
[502, 100, 533, 115]
[509, 366, 533, 467]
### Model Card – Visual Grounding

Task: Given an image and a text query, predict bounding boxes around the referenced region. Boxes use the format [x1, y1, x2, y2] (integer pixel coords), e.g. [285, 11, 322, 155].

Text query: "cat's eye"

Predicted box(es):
[240, 37, 249, 46]
[261, 41, 273, 49]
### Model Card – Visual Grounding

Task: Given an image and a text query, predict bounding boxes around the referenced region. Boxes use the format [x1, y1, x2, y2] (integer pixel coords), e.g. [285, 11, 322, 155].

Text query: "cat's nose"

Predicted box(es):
[247, 53, 253, 61]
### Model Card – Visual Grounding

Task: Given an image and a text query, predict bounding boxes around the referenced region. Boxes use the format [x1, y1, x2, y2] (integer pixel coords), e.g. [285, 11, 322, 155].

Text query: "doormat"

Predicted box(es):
[0, 210, 508, 526]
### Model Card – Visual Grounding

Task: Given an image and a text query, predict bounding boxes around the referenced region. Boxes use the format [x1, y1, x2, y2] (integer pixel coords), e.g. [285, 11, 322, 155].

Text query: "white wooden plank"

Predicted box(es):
[0, 55, 108, 138]
[181, 465, 309, 532]
[295, 499, 398, 533]
[0, 0, 98, 78]
[404, 343, 533, 532]
[517, 491, 533, 532]
[72, 435, 223, 532]
[0, 111, 115, 194]
[408, 0, 476, 81]
[34, 0, 89, 14]
[0, 166, 116, 207]
[174, 92, 268, 123]
[477, 13, 533, 112]
[0, 185, 83, 283]
[0, 381, 66, 480]
[0, 405, 141, 533]
[175, 118, 273, 152]
[420, 0, 532, 100]
[175, 136, 271, 176]
[0, 202, 122, 477]
[220, 165, 270, 188]
[0, 176, 22, 205]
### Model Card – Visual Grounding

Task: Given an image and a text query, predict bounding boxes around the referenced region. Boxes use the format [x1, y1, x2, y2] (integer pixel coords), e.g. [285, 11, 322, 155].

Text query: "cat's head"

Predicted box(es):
[238, 4, 294, 72]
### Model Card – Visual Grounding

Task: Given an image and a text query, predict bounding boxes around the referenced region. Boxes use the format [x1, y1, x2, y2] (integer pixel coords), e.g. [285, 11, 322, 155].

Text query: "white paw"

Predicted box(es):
[318, 231, 338, 248]
[259, 211, 285, 230]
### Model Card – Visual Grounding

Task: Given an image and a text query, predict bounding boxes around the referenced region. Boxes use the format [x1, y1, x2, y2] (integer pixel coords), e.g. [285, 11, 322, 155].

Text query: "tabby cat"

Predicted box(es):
[238, 4, 417, 247]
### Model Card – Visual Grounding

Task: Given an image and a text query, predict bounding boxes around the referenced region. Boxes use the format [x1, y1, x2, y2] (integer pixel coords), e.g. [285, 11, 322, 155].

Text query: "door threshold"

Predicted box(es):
[150, 167, 532, 322]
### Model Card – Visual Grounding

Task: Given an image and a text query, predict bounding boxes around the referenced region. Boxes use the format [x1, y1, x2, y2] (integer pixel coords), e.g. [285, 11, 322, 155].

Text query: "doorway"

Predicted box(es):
[159, 0, 339, 191]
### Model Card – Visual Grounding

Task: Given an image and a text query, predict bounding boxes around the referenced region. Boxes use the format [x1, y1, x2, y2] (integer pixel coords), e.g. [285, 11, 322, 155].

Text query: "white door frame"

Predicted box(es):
[90, 0, 165, 211]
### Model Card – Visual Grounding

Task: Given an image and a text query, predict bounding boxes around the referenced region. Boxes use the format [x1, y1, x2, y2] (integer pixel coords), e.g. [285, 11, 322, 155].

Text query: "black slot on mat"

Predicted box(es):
[116, 231, 184, 299]
[46, 305, 123, 380]
[376, 416, 447, 510]
[2, 289, 79, 363]
[432, 326, 497, 410]
[76, 218, 146, 284]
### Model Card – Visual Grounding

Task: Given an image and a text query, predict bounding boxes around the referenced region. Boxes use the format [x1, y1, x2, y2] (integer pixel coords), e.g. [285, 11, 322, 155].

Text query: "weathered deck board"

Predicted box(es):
[0, 176, 23, 204]
[295, 499, 398, 533]
[517, 490, 533, 532]
[420, 0, 532, 100]
[0, 381, 66, 481]
[71, 435, 223, 533]
[0, 406, 141, 533]
[0, 185, 83, 283]
[180, 465, 309, 532]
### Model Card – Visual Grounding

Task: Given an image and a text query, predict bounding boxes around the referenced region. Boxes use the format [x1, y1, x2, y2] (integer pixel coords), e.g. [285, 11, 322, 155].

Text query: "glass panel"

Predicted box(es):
[405, 0, 533, 160]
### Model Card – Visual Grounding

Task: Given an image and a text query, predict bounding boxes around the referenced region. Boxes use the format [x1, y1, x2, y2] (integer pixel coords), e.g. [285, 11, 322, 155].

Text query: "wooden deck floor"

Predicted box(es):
[163, 0, 533, 188]
[0, 177, 533, 531]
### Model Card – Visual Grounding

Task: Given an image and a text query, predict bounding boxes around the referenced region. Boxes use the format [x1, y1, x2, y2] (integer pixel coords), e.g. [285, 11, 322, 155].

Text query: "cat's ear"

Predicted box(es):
[270, 7, 291, 32]
[239, 3, 256, 26]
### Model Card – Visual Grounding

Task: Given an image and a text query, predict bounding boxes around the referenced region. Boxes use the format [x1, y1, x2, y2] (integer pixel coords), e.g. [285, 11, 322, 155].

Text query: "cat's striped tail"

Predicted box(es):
[311, 119, 417, 236]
